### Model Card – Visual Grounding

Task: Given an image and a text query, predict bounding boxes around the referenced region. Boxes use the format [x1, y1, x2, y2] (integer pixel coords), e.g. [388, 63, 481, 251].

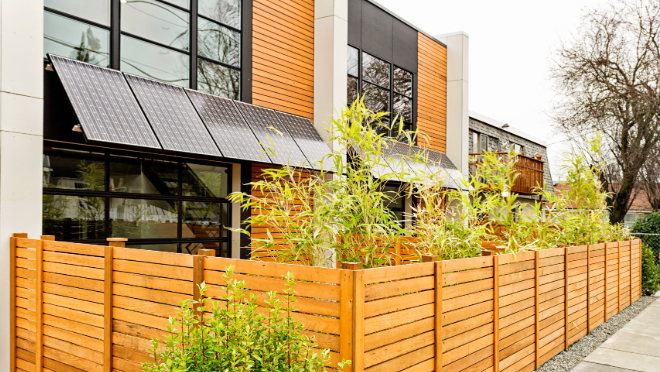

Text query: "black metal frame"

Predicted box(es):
[348, 45, 416, 143]
[45, 0, 248, 99]
[43, 141, 233, 255]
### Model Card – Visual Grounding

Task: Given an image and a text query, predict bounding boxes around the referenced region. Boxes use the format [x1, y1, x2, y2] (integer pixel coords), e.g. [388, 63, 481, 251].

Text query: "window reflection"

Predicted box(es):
[43, 195, 105, 241]
[180, 241, 227, 256]
[121, 35, 189, 87]
[127, 243, 178, 253]
[393, 95, 412, 122]
[348, 46, 359, 77]
[109, 155, 178, 195]
[43, 147, 105, 191]
[45, 0, 111, 26]
[182, 163, 229, 198]
[199, 0, 241, 29]
[363, 82, 389, 113]
[109, 198, 178, 239]
[362, 52, 390, 88]
[198, 17, 240, 67]
[348, 76, 359, 105]
[197, 58, 240, 99]
[182, 201, 228, 239]
[121, 0, 190, 51]
[44, 11, 110, 66]
[394, 67, 412, 97]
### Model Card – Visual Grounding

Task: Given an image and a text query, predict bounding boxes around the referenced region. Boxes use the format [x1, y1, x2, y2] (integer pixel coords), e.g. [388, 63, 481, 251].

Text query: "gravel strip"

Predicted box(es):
[536, 295, 658, 372]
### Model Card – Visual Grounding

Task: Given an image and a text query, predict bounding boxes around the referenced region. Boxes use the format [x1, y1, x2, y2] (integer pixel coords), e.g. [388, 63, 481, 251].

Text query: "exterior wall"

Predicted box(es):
[0, 1, 45, 370]
[252, 0, 314, 120]
[417, 32, 447, 153]
[436, 32, 469, 176]
[469, 117, 554, 196]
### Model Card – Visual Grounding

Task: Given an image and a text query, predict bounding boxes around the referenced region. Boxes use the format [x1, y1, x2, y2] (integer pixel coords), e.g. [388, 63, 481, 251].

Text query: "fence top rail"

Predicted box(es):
[204, 256, 342, 284]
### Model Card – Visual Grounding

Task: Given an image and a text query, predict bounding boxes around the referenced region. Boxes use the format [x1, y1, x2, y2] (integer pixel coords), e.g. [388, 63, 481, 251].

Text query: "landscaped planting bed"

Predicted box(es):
[10, 235, 642, 372]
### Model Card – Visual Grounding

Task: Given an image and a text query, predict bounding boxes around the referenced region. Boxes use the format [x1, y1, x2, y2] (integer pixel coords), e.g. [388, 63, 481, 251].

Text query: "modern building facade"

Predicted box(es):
[468, 111, 554, 215]
[0, 1, 474, 367]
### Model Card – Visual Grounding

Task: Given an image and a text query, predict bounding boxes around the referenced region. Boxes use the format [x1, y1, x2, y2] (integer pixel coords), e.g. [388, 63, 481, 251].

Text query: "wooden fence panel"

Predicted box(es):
[9, 237, 645, 372]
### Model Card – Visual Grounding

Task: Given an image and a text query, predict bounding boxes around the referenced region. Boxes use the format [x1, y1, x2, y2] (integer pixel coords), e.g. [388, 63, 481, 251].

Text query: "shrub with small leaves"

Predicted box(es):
[143, 267, 351, 372]
[641, 244, 660, 296]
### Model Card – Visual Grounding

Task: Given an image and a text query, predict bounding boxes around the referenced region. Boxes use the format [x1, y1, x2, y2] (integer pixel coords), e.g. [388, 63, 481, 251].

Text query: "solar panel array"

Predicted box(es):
[186, 90, 270, 163]
[48, 54, 161, 149]
[234, 101, 307, 166]
[124, 74, 221, 156]
[49, 54, 337, 169]
[276, 112, 332, 170]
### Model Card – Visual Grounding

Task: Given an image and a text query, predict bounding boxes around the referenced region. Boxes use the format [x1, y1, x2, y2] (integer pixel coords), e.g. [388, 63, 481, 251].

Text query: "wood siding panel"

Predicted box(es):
[417, 33, 447, 153]
[252, 0, 314, 120]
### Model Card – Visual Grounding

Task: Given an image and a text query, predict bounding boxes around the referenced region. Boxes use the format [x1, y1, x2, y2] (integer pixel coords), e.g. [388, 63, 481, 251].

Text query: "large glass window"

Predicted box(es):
[347, 45, 415, 142]
[44, 0, 241, 96]
[121, 35, 190, 86]
[121, 0, 190, 51]
[43, 145, 232, 257]
[44, 11, 110, 67]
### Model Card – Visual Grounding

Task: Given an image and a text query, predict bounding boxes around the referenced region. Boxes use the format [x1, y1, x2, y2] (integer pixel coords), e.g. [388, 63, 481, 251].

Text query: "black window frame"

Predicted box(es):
[42, 142, 233, 256]
[348, 44, 416, 143]
[44, 0, 244, 99]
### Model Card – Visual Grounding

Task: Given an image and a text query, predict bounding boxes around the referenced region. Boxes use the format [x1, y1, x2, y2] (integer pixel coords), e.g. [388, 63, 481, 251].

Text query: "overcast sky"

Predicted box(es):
[376, 0, 609, 180]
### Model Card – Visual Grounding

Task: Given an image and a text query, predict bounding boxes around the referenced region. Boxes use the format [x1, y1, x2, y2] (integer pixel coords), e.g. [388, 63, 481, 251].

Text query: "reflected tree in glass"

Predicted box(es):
[199, 0, 241, 29]
[197, 58, 240, 99]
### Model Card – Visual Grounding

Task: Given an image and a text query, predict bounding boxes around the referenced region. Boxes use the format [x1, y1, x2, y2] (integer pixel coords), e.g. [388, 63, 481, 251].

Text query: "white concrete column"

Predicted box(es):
[314, 0, 348, 150]
[0, 1, 44, 369]
[435, 32, 469, 176]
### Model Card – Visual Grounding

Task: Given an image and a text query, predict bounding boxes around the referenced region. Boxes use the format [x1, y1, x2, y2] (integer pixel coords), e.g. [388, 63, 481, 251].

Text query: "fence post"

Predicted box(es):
[535, 250, 540, 369]
[395, 241, 402, 266]
[586, 245, 591, 333]
[35, 238, 44, 371]
[617, 242, 621, 313]
[106, 238, 125, 371]
[423, 255, 443, 372]
[193, 250, 214, 319]
[604, 243, 608, 323]
[564, 246, 569, 350]
[340, 262, 363, 372]
[493, 255, 499, 372]
[10, 233, 27, 372]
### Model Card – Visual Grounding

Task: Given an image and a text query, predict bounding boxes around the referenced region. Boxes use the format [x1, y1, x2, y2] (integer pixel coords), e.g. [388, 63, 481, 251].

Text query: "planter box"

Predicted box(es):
[9, 235, 642, 372]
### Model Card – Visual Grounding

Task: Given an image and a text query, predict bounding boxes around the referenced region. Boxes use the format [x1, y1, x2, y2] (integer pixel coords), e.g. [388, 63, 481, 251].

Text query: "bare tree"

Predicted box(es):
[550, 0, 660, 223]
[640, 146, 660, 210]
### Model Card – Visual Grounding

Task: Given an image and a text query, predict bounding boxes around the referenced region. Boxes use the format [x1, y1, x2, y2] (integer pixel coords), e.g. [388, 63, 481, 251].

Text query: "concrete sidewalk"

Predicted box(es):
[571, 292, 660, 372]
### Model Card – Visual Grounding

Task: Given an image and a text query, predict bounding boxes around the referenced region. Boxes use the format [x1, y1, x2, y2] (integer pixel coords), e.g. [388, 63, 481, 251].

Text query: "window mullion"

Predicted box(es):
[110, 0, 120, 69]
[190, 0, 198, 89]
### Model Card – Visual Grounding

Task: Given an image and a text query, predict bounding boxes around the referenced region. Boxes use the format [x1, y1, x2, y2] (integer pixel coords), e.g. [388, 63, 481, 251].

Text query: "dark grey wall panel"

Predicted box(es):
[348, 0, 362, 47]
[48, 54, 161, 149]
[392, 18, 418, 73]
[361, 1, 393, 62]
[186, 90, 269, 163]
[125, 74, 221, 156]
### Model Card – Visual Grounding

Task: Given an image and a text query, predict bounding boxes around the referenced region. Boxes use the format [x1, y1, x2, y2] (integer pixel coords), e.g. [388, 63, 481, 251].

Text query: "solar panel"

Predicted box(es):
[185, 90, 271, 163]
[124, 74, 221, 156]
[275, 112, 333, 170]
[234, 101, 307, 166]
[48, 54, 161, 149]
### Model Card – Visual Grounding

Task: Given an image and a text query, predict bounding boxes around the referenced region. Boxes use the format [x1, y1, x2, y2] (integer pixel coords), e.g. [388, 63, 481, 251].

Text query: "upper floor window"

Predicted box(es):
[44, 0, 241, 99]
[347, 45, 414, 142]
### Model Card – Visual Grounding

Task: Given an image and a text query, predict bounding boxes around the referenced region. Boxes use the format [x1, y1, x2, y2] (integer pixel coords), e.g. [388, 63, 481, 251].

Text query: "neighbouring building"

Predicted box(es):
[468, 111, 554, 216]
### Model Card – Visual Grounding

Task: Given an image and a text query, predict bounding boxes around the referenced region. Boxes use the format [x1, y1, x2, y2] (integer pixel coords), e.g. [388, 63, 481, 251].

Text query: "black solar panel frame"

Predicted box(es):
[185, 89, 272, 163]
[48, 54, 161, 149]
[124, 73, 222, 157]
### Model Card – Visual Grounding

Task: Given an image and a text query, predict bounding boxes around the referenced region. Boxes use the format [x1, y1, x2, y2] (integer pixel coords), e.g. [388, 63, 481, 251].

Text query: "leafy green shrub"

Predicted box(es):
[632, 211, 660, 266]
[641, 244, 660, 296]
[143, 267, 350, 372]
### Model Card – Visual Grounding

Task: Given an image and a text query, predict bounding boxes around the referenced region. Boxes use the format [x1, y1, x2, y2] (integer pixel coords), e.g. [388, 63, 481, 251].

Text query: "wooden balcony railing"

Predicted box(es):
[469, 152, 544, 195]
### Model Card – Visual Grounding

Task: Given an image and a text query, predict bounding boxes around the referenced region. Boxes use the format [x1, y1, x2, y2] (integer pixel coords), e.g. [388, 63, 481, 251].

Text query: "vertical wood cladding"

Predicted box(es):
[252, 0, 314, 120]
[417, 33, 447, 153]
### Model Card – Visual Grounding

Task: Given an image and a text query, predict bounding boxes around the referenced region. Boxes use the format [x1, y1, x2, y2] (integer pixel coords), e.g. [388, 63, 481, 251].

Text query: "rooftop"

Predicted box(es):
[469, 110, 548, 147]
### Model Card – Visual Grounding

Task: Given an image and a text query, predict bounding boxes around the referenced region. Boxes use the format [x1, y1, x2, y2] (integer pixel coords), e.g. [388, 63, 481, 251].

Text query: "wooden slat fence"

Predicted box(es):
[10, 235, 642, 372]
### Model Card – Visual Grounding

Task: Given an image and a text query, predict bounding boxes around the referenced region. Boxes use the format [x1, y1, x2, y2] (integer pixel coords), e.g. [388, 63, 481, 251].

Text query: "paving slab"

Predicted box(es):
[583, 348, 660, 372]
[600, 329, 660, 358]
[571, 362, 639, 372]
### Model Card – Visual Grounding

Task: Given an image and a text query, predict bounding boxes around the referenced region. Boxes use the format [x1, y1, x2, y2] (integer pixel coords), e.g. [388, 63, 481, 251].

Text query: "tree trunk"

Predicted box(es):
[609, 176, 635, 223]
